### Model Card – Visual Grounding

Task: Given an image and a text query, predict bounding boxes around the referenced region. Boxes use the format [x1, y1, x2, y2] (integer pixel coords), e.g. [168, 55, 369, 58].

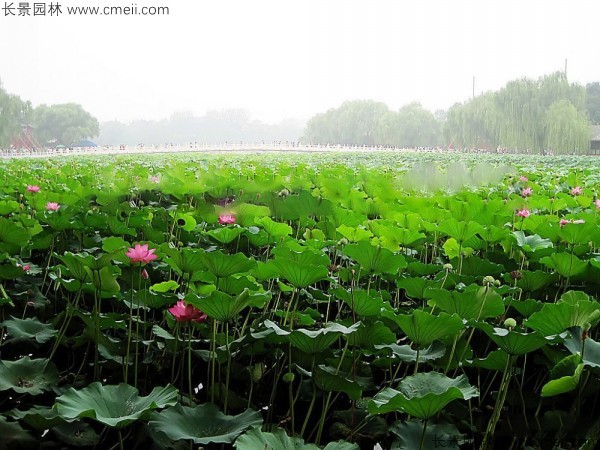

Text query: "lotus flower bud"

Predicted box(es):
[504, 318, 517, 329]
[282, 372, 295, 383]
[483, 276, 495, 286]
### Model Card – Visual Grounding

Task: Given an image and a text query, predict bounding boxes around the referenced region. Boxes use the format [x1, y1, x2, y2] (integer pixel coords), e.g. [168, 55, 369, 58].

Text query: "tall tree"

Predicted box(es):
[443, 72, 590, 154]
[586, 82, 600, 124]
[32, 103, 99, 146]
[376, 103, 442, 147]
[0, 80, 31, 147]
[302, 100, 389, 145]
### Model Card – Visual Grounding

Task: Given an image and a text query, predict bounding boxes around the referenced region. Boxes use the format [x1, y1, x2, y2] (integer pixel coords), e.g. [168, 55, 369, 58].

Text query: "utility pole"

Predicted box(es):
[564, 58, 568, 79]
[472, 76, 475, 99]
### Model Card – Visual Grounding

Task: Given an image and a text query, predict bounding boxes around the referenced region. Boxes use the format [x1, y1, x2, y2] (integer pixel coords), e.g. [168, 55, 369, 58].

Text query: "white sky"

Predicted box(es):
[0, 0, 598, 124]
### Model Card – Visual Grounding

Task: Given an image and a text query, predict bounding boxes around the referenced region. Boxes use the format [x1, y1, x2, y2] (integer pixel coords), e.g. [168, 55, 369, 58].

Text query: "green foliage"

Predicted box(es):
[444, 72, 591, 154]
[32, 103, 99, 146]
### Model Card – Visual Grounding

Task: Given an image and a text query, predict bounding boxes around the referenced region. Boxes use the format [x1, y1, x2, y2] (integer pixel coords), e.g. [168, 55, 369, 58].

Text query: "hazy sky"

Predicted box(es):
[0, 0, 597, 124]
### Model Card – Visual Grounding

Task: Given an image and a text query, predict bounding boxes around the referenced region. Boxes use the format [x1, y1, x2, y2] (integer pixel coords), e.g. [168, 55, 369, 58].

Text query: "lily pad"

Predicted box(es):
[234, 427, 359, 450]
[149, 403, 263, 444]
[55, 383, 178, 428]
[471, 321, 548, 355]
[525, 291, 600, 336]
[384, 309, 464, 347]
[1, 316, 57, 344]
[541, 354, 585, 397]
[426, 285, 504, 320]
[368, 372, 478, 419]
[0, 357, 58, 395]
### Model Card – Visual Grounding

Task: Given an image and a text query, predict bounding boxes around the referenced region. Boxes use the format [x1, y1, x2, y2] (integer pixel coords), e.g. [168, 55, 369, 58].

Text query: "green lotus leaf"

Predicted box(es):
[514, 270, 558, 292]
[174, 213, 197, 232]
[507, 298, 543, 317]
[471, 321, 548, 355]
[0, 218, 30, 254]
[396, 277, 436, 299]
[148, 403, 263, 444]
[348, 321, 396, 349]
[513, 231, 553, 253]
[187, 289, 270, 322]
[84, 265, 120, 294]
[54, 383, 178, 428]
[101, 236, 129, 253]
[563, 327, 600, 369]
[343, 241, 407, 276]
[201, 251, 257, 278]
[204, 226, 246, 244]
[390, 420, 465, 450]
[558, 222, 600, 246]
[437, 219, 483, 243]
[464, 349, 510, 371]
[234, 427, 358, 450]
[313, 365, 364, 401]
[331, 288, 387, 317]
[525, 292, 600, 336]
[540, 252, 588, 278]
[384, 309, 464, 347]
[368, 372, 478, 419]
[266, 247, 330, 288]
[255, 216, 293, 238]
[56, 252, 91, 282]
[375, 341, 446, 363]
[9, 405, 64, 430]
[426, 285, 504, 320]
[336, 224, 373, 242]
[0, 357, 58, 395]
[150, 280, 180, 293]
[1, 316, 57, 344]
[540, 353, 585, 397]
[161, 247, 207, 275]
[478, 225, 510, 244]
[107, 216, 136, 236]
[258, 319, 360, 354]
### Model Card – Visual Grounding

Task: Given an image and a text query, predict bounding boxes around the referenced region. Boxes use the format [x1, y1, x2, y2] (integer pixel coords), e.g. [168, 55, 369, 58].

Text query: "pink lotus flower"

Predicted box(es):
[46, 202, 60, 211]
[519, 176, 528, 182]
[27, 185, 40, 193]
[571, 186, 583, 196]
[218, 214, 236, 225]
[168, 300, 207, 323]
[21, 264, 31, 272]
[150, 175, 160, 184]
[125, 243, 158, 265]
[516, 208, 530, 218]
[141, 268, 149, 279]
[595, 199, 600, 210]
[560, 218, 585, 227]
[521, 187, 533, 197]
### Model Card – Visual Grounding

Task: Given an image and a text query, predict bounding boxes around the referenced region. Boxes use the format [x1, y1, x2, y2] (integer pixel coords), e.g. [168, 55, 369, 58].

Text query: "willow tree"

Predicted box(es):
[302, 100, 389, 145]
[544, 100, 590, 154]
[376, 103, 442, 147]
[0, 81, 31, 147]
[443, 71, 590, 153]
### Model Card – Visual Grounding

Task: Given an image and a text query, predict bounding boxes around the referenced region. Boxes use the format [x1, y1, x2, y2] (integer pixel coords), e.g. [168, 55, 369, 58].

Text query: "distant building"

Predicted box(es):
[10, 124, 40, 150]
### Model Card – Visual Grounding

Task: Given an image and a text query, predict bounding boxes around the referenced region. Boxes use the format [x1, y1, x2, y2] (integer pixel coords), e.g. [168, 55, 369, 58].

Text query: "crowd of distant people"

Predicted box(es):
[0, 142, 565, 157]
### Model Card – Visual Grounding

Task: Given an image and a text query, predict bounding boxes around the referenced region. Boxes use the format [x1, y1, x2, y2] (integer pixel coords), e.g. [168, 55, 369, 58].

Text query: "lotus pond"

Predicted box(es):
[0, 151, 599, 450]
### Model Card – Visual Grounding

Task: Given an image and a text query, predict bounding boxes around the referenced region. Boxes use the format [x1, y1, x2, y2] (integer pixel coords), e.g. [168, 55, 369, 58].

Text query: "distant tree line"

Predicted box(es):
[302, 72, 600, 155]
[0, 79, 99, 148]
[97, 110, 304, 146]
